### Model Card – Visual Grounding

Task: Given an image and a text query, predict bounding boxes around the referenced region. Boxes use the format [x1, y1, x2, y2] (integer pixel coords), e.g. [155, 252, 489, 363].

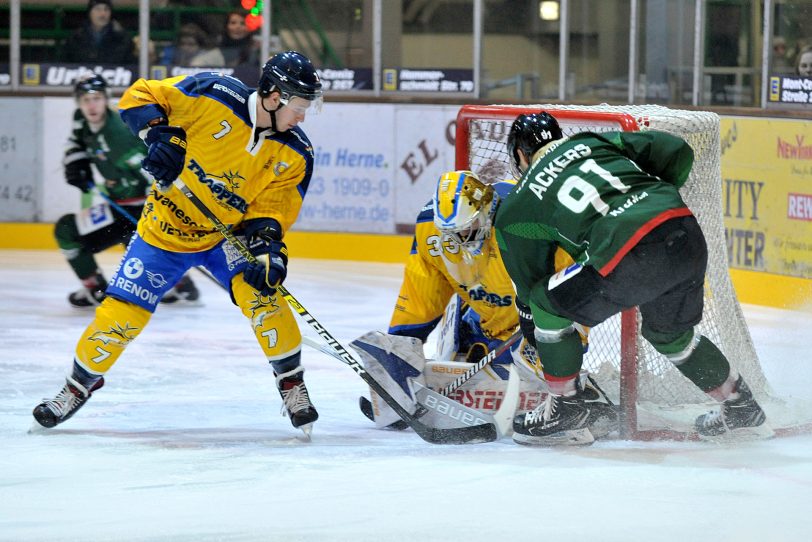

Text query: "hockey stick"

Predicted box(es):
[172, 178, 497, 444]
[94, 187, 224, 291]
[438, 331, 522, 396]
[93, 187, 139, 225]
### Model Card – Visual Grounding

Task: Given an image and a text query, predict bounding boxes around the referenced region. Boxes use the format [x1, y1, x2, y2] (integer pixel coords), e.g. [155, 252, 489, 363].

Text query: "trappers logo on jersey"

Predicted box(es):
[467, 286, 512, 307]
[187, 159, 248, 213]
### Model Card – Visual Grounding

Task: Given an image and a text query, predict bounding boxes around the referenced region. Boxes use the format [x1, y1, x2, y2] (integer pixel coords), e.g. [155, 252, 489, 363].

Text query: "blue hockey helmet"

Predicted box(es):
[258, 50, 323, 112]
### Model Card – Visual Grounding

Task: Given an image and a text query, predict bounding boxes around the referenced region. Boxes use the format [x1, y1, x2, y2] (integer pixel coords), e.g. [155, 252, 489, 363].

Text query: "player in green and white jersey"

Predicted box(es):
[55, 75, 199, 307]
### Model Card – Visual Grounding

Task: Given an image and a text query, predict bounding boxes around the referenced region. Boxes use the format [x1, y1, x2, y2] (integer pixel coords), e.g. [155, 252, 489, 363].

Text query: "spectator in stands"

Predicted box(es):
[772, 36, 793, 74]
[160, 22, 225, 67]
[63, 0, 135, 65]
[218, 10, 259, 68]
[796, 47, 812, 77]
[217, 10, 261, 85]
[132, 35, 159, 66]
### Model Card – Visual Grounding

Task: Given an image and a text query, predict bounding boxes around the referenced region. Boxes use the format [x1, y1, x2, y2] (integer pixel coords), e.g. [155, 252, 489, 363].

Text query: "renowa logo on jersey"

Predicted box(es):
[187, 159, 248, 213]
[113, 257, 160, 305]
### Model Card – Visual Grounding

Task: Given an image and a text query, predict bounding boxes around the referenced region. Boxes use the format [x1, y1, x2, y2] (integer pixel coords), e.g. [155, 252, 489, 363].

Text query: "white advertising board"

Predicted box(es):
[41, 97, 85, 223]
[0, 99, 41, 221]
[298, 103, 460, 234]
[295, 103, 397, 234]
[392, 105, 460, 232]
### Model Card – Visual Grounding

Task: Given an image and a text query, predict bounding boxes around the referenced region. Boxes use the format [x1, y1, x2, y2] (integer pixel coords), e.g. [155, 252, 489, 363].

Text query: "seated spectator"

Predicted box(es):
[217, 10, 261, 85]
[63, 0, 135, 65]
[772, 36, 793, 74]
[160, 22, 225, 67]
[218, 10, 259, 68]
[797, 46, 812, 77]
[132, 35, 158, 65]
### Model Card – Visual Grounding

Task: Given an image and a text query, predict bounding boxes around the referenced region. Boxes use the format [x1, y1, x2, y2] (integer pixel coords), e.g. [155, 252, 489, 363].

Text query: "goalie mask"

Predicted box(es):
[507, 111, 563, 178]
[432, 171, 497, 287]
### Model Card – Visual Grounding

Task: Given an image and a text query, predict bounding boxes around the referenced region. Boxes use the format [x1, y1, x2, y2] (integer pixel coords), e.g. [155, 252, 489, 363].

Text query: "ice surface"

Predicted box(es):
[1, 250, 811, 542]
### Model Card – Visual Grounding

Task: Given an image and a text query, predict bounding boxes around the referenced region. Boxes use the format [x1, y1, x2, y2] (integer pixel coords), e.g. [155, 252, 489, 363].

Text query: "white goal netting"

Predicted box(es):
[456, 104, 776, 436]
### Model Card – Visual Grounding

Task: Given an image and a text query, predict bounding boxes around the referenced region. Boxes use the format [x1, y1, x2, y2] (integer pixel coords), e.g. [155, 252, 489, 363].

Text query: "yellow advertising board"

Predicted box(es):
[721, 117, 812, 280]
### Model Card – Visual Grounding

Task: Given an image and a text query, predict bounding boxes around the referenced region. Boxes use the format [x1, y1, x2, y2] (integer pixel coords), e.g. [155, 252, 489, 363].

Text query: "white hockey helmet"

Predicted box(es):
[432, 170, 496, 254]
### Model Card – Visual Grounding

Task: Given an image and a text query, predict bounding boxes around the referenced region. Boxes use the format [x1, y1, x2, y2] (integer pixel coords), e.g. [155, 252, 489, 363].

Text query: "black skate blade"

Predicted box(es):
[358, 396, 408, 430]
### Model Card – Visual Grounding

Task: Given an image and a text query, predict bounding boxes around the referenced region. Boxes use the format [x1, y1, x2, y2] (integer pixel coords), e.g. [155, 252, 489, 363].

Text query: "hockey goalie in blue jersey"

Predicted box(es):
[32, 51, 323, 437]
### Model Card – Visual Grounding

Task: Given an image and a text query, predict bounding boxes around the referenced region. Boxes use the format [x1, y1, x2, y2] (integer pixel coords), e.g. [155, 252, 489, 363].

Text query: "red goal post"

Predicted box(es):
[454, 103, 808, 440]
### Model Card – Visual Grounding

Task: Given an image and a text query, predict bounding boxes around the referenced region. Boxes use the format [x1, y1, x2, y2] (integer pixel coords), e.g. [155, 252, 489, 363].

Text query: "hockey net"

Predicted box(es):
[456, 104, 793, 440]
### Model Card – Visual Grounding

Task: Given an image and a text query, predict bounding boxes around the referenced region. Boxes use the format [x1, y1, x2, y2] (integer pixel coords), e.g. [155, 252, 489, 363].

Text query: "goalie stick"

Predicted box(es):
[438, 331, 522, 396]
[173, 178, 497, 445]
[440, 331, 522, 437]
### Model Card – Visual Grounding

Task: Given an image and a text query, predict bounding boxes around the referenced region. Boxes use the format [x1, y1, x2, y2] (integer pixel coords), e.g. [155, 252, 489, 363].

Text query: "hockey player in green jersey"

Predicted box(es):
[55, 74, 199, 307]
[495, 111, 770, 445]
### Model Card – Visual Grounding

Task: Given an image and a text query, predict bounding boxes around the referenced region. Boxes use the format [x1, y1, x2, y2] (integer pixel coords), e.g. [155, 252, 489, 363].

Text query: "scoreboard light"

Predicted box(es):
[240, 0, 264, 31]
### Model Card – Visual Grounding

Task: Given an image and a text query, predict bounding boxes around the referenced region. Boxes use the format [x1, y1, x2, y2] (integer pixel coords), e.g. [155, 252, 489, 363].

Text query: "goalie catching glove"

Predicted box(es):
[142, 125, 187, 188]
[243, 219, 288, 296]
[64, 158, 94, 193]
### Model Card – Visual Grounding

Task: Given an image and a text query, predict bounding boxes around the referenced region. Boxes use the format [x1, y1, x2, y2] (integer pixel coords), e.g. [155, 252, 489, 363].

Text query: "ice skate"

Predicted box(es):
[695, 375, 773, 440]
[512, 391, 594, 446]
[32, 375, 104, 429]
[68, 273, 107, 308]
[581, 378, 619, 439]
[275, 367, 318, 438]
[160, 275, 201, 305]
[68, 286, 106, 307]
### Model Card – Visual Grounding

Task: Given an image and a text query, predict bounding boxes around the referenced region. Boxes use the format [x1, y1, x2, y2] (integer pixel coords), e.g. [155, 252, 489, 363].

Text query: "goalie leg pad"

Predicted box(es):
[350, 332, 427, 429]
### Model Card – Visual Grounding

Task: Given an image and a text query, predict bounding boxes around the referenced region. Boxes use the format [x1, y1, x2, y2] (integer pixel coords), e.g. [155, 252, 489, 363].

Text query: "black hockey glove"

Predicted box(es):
[243, 221, 288, 296]
[142, 125, 187, 189]
[64, 158, 94, 193]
